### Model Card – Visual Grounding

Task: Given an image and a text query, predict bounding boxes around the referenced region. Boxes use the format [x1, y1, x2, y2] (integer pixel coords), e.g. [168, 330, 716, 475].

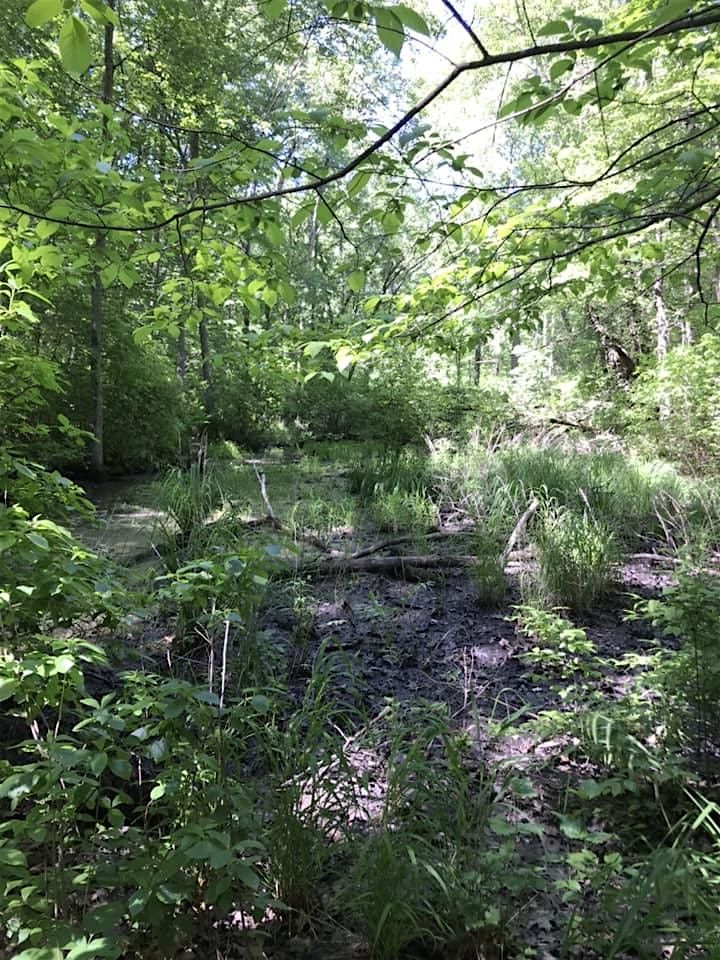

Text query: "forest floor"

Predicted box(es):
[76, 449, 704, 960]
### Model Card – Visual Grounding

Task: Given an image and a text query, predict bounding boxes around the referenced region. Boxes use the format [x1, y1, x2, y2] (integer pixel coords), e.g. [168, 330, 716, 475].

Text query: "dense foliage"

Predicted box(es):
[3, 0, 720, 957]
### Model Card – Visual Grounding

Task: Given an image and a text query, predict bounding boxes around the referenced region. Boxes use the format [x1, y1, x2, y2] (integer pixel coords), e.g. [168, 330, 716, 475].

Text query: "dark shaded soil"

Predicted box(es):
[78, 471, 690, 960]
[259, 560, 669, 727]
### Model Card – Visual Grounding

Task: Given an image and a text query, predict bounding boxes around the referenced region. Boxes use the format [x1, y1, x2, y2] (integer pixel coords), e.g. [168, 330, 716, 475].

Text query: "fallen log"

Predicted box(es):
[286, 553, 480, 580]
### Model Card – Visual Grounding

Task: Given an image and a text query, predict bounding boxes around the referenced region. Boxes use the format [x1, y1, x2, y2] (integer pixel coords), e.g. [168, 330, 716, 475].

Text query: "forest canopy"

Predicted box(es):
[1, 0, 720, 471]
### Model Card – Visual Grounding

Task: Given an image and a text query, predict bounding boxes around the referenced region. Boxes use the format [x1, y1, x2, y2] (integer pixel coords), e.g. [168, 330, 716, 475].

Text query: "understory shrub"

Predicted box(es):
[630, 571, 720, 767]
[0, 640, 273, 959]
[630, 334, 720, 472]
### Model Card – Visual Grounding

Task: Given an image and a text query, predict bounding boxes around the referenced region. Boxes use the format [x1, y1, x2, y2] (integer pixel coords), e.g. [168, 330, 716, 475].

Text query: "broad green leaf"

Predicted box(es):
[36, 219, 60, 240]
[291, 203, 314, 227]
[100, 264, 119, 287]
[149, 783, 166, 800]
[348, 170, 372, 197]
[536, 19, 569, 37]
[0, 678, 18, 702]
[11, 949, 62, 960]
[264, 0, 287, 18]
[184, 840, 217, 859]
[347, 269, 365, 292]
[84, 903, 126, 935]
[109, 757, 132, 779]
[304, 340, 328, 358]
[550, 57, 574, 81]
[335, 344, 356, 373]
[264, 220, 284, 246]
[59, 15, 91, 75]
[54, 654, 75, 674]
[391, 3, 429, 35]
[26, 531, 49, 550]
[25, 0, 62, 28]
[80, 0, 119, 26]
[375, 7, 404, 56]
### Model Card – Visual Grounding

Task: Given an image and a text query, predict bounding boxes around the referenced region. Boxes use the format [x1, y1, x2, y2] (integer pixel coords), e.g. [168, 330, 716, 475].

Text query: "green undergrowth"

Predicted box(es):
[4, 445, 720, 958]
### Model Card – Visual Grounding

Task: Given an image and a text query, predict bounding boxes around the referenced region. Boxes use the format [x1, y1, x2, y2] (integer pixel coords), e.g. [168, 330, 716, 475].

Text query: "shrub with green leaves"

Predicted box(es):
[0, 637, 273, 959]
[514, 603, 597, 678]
[0, 459, 123, 642]
[630, 333, 720, 472]
[631, 571, 720, 765]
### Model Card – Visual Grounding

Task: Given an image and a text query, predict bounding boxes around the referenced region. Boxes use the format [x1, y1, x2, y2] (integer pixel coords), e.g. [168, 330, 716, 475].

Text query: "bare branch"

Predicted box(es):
[440, 0, 490, 59]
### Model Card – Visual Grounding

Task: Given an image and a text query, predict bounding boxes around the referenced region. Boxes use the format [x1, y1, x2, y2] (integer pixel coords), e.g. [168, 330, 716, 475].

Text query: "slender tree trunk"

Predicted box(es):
[199, 316, 214, 416]
[680, 277, 694, 345]
[89, 5, 115, 476]
[473, 339, 482, 385]
[89, 269, 104, 473]
[654, 276, 669, 359]
[509, 327, 520, 371]
[188, 130, 214, 422]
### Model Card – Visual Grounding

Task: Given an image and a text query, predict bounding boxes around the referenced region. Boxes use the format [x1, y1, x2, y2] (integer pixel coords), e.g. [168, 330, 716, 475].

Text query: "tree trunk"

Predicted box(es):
[89, 5, 115, 476]
[199, 315, 214, 418]
[473, 339, 482, 384]
[89, 266, 104, 474]
[587, 305, 636, 383]
[654, 276, 669, 359]
[188, 130, 214, 422]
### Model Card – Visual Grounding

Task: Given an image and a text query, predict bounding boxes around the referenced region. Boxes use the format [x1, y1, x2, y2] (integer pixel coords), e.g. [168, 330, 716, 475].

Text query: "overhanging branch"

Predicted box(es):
[2, 6, 720, 233]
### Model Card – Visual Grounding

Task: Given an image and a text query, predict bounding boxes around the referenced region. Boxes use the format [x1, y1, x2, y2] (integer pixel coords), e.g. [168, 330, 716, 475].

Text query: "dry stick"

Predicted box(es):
[250, 464, 328, 550]
[502, 497, 540, 565]
[252, 465, 281, 527]
[349, 528, 475, 561]
[219, 620, 230, 711]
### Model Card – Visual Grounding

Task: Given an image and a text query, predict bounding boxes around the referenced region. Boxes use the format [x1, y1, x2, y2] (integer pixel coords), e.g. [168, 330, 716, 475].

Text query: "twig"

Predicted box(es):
[252, 465, 280, 525]
[502, 497, 539, 564]
[350, 528, 474, 561]
[219, 619, 230, 710]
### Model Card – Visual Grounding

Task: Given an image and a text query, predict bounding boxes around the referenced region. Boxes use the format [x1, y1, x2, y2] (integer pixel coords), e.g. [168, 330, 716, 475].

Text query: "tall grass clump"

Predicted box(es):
[493, 444, 715, 549]
[348, 448, 431, 503]
[153, 463, 224, 563]
[471, 484, 517, 606]
[533, 503, 617, 610]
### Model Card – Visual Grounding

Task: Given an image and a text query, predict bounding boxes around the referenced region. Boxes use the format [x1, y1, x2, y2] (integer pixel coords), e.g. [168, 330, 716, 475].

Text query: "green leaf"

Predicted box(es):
[149, 783, 166, 801]
[12, 949, 62, 960]
[263, 220, 284, 246]
[80, 0, 119, 26]
[184, 840, 216, 859]
[59, 15, 91, 74]
[264, 0, 287, 18]
[109, 757, 131, 780]
[348, 170, 372, 197]
[536, 19, 569, 36]
[0, 844, 27, 866]
[347, 269, 365, 292]
[26, 531, 50, 550]
[304, 340, 328, 358]
[0, 678, 18, 702]
[291, 203, 314, 228]
[84, 903, 126, 935]
[25, 0, 63, 28]
[54, 654, 75, 674]
[550, 57, 574, 81]
[375, 7, 405, 56]
[335, 345, 356, 373]
[391, 2, 429, 35]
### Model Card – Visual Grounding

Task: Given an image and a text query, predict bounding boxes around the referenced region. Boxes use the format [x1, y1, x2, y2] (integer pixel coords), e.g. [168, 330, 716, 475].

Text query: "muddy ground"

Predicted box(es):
[77, 472, 685, 959]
